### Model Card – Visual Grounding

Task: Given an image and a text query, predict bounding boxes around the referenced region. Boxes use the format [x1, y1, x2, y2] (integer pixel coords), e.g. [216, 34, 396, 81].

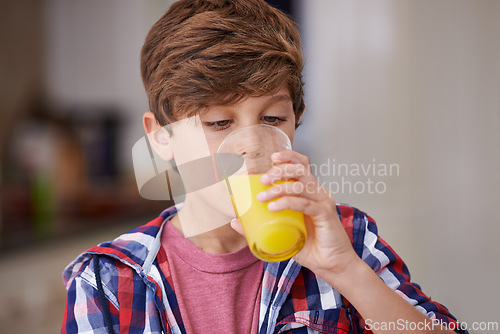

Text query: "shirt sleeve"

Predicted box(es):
[61, 257, 120, 334]
[354, 208, 468, 334]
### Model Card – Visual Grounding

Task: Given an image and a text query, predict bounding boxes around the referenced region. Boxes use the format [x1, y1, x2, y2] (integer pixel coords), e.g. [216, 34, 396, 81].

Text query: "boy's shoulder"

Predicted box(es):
[336, 202, 374, 224]
[62, 205, 179, 289]
[335, 203, 377, 257]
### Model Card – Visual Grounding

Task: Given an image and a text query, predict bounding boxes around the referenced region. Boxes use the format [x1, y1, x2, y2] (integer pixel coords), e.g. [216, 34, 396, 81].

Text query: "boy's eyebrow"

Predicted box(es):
[203, 94, 293, 116]
[262, 94, 293, 110]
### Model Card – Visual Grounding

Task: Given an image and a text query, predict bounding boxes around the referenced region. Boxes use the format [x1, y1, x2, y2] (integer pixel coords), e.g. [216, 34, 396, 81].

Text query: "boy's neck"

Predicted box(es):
[169, 202, 247, 255]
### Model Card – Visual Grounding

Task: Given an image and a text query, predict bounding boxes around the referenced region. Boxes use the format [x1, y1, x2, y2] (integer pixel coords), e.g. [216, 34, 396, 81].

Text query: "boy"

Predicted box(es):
[62, 1, 466, 333]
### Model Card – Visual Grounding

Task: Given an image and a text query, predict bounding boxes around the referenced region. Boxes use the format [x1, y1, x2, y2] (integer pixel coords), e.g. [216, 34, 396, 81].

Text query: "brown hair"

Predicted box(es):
[140, 0, 305, 127]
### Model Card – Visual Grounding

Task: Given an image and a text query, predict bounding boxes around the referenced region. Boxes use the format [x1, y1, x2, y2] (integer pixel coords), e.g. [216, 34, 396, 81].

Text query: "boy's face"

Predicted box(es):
[147, 87, 298, 236]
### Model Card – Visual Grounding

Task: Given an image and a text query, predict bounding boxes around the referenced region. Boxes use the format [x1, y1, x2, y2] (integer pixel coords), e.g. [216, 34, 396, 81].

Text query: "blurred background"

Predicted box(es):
[0, 0, 498, 333]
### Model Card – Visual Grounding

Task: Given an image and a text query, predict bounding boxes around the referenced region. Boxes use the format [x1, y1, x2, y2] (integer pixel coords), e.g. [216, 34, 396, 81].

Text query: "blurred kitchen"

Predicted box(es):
[0, 0, 498, 333]
[0, 1, 175, 332]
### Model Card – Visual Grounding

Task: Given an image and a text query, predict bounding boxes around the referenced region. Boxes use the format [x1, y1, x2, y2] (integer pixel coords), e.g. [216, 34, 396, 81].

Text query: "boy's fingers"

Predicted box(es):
[261, 163, 308, 185]
[273, 149, 310, 167]
[230, 218, 244, 236]
[268, 195, 336, 222]
[257, 181, 320, 202]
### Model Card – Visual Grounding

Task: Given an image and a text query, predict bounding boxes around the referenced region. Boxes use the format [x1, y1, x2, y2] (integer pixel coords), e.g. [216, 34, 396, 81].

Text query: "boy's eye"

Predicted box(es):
[204, 116, 286, 130]
[261, 116, 285, 124]
[204, 119, 232, 130]
[215, 120, 230, 127]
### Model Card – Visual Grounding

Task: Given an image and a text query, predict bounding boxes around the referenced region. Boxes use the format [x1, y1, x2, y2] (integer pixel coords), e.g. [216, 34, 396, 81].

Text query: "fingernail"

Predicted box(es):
[271, 152, 280, 159]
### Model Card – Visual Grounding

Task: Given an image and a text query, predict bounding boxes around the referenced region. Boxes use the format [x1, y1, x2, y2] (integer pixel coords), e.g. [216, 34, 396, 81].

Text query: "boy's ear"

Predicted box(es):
[143, 112, 174, 161]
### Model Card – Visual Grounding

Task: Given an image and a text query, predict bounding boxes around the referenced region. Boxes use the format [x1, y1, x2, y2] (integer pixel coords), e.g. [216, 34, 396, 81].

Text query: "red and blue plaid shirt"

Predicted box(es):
[62, 204, 466, 333]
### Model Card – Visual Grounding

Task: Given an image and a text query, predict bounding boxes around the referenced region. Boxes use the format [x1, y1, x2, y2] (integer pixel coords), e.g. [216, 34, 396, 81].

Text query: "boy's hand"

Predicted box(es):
[231, 150, 456, 333]
[233, 149, 362, 281]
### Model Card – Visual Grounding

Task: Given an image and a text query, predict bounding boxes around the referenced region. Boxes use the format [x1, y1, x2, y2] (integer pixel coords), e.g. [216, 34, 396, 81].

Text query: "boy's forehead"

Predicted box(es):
[197, 88, 293, 115]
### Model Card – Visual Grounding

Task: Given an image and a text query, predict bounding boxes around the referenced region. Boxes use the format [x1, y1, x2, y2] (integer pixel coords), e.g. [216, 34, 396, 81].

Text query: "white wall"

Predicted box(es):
[44, 0, 175, 174]
[298, 0, 499, 325]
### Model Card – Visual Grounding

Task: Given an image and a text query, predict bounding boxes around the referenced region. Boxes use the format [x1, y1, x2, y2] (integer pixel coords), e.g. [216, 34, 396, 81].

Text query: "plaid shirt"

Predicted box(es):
[62, 204, 465, 333]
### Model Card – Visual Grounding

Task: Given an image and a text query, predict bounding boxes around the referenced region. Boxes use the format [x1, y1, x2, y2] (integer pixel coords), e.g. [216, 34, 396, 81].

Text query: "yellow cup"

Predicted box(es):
[216, 125, 306, 262]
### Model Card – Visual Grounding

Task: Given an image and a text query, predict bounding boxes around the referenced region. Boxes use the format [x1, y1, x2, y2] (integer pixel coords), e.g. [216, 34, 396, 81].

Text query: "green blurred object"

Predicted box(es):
[32, 172, 55, 240]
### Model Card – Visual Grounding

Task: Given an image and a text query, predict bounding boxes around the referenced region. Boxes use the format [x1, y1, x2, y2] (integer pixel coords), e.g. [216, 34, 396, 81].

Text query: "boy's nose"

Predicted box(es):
[236, 128, 266, 158]
[241, 144, 264, 159]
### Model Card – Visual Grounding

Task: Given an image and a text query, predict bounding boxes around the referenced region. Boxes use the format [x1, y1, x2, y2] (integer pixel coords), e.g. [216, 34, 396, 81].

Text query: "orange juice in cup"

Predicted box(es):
[216, 125, 306, 262]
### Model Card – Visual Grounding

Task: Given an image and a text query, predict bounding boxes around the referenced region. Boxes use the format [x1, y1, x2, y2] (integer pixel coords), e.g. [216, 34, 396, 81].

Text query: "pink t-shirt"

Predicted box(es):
[161, 220, 264, 333]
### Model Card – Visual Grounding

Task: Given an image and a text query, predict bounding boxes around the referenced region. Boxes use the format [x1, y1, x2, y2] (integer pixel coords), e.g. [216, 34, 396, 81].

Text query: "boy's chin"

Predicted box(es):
[199, 182, 234, 207]
[204, 197, 236, 219]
